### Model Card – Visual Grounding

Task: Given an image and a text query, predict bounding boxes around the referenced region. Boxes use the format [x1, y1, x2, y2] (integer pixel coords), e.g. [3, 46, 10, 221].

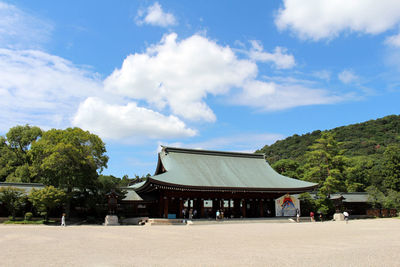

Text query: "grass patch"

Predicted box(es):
[3, 219, 56, 225]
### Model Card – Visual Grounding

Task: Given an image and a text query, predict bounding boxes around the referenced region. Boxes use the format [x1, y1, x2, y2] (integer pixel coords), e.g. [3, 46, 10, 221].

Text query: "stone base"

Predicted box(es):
[104, 215, 119, 226]
[333, 213, 344, 221]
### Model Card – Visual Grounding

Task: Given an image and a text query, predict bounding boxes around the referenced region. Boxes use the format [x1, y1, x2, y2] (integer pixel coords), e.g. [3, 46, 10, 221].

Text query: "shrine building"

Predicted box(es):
[129, 146, 317, 218]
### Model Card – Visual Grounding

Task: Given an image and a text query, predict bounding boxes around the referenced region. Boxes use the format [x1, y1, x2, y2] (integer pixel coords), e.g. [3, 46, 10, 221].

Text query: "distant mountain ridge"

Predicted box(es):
[257, 115, 400, 164]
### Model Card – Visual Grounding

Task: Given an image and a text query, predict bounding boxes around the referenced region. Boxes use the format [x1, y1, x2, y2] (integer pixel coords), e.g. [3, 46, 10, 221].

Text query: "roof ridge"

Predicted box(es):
[0, 182, 45, 186]
[161, 146, 264, 159]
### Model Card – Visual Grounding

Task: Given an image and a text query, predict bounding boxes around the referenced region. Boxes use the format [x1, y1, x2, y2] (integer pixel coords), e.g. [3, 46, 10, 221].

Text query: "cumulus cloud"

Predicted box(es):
[136, 2, 177, 27]
[0, 2, 52, 48]
[104, 33, 257, 122]
[338, 70, 359, 84]
[275, 0, 400, 41]
[72, 97, 196, 140]
[0, 48, 101, 130]
[0, 2, 356, 142]
[249, 40, 295, 69]
[233, 79, 346, 111]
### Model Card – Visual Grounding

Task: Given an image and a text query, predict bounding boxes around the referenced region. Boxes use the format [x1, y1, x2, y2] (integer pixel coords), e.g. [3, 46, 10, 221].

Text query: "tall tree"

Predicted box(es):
[302, 132, 348, 195]
[31, 127, 108, 190]
[383, 144, 400, 191]
[0, 125, 42, 182]
[30, 127, 108, 215]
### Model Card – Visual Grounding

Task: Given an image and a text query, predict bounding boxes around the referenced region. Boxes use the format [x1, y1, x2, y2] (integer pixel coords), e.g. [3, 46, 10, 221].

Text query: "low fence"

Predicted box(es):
[366, 209, 398, 217]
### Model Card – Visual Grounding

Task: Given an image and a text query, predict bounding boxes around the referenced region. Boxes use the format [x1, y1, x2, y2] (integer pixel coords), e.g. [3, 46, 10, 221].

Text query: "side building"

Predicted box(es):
[129, 146, 318, 218]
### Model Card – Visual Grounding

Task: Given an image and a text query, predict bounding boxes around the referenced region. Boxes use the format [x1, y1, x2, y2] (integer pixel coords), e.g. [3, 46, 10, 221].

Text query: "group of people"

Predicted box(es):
[309, 210, 350, 223]
[215, 209, 225, 220]
[182, 208, 197, 219]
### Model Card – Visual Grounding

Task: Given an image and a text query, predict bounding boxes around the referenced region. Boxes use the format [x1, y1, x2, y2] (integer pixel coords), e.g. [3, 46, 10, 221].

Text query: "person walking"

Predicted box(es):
[310, 211, 315, 222]
[216, 210, 220, 221]
[61, 213, 66, 227]
[296, 208, 300, 223]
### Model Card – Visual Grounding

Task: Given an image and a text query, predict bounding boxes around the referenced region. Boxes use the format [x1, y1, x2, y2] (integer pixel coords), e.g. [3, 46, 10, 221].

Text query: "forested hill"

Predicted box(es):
[256, 114, 400, 164]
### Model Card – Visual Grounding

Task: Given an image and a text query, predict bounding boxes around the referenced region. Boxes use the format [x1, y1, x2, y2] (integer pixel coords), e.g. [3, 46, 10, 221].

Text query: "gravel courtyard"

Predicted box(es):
[1, 218, 399, 267]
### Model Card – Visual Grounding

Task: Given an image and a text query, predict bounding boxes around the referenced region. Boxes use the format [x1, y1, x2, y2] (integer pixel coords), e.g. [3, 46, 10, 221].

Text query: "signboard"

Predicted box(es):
[275, 194, 300, 217]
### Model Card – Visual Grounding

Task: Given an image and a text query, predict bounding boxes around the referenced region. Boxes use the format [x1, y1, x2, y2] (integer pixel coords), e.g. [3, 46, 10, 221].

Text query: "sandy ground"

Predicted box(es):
[1, 219, 399, 267]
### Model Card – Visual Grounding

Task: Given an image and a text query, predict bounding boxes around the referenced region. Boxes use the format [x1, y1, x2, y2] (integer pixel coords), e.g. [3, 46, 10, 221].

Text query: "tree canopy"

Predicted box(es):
[29, 127, 109, 192]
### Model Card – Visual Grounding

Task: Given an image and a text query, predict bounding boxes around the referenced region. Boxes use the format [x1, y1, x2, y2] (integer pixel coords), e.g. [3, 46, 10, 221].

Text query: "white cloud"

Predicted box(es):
[313, 70, 331, 81]
[73, 97, 196, 140]
[385, 33, 400, 47]
[0, 2, 52, 48]
[338, 70, 359, 84]
[233, 79, 346, 111]
[249, 40, 295, 69]
[0, 48, 101, 130]
[275, 0, 400, 41]
[0, 48, 197, 141]
[136, 2, 177, 27]
[104, 33, 257, 122]
[0, 2, 357, 142]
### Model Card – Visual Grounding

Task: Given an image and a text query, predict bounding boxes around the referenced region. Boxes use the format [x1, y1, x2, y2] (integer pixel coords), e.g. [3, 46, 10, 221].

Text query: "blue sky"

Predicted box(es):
[1, 0, 400, 177]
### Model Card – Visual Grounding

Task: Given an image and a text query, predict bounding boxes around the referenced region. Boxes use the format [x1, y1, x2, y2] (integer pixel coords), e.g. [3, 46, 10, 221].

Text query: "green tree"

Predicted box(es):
[30, 127, 108, 215]
[366, 185, 385, 209]
[383, 144, 400, 191]
[344, 157, 374, 192]
[0, 125, 42, 182]
[302, 132, 348, 195]
[272, 159, 302, 179]
[30, 127, 108, 191]
[382, 190, 400, 210]
[0, 187, 26, 220]
[28, 186, 66, 221]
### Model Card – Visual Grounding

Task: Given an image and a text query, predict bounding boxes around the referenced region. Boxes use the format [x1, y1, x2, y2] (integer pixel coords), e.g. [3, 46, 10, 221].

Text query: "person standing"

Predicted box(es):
[343, 211, 349, 224]
[216, 210, 220, 220]
[193, 209, 197, 219]
[296, 209, 300, 223]
[182, 208, 186, 219]
[310, 211, 315, 222]
[61, 213, 66, 227]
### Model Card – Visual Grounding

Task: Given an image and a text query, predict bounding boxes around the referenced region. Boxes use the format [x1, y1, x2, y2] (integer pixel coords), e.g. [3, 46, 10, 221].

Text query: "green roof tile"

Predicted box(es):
[146, 146, 317, 190]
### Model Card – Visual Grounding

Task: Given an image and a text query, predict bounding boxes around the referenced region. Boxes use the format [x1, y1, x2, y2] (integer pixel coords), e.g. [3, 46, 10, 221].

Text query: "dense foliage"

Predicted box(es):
[259, 115, 400, 212]
[258, 115, 400, 164]
[0, 187, 26, 220]
[0, 125, 143, 219]
[28, 186, 67, 221]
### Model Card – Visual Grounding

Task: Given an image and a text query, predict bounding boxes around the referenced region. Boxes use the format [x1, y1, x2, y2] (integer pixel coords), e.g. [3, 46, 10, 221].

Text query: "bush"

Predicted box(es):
[39, 211, 48, 221]
[8, 215, 14, 221]
[24, 212, 33, 221]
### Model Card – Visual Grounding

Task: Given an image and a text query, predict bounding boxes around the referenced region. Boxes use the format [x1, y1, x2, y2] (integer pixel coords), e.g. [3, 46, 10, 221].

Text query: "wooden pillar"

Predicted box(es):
[163, 197, 168, 218]
[259, 199, 264, 217]
[179, 198, 183, 218]
[233, 199, 240, 218]
[242, 199, 246, 218]
[200, 199, 205, 218]
[159, 194, 164, 218]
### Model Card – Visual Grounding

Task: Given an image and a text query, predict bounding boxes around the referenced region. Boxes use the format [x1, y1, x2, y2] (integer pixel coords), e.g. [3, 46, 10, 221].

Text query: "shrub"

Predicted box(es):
[39, 211, 48, 221]
[24, 212, 33, 221]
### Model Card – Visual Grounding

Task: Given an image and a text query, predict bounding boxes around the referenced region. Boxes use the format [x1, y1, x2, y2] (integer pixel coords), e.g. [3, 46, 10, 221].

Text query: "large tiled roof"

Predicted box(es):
[136, 146, 317, 192]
